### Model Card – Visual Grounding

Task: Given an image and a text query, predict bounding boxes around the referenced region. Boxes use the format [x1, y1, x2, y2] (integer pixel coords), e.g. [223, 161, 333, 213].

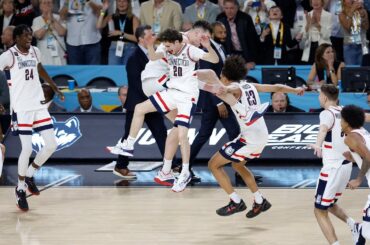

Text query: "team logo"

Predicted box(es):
[225, 146, 235, 156]
[32, 116, 82, 153]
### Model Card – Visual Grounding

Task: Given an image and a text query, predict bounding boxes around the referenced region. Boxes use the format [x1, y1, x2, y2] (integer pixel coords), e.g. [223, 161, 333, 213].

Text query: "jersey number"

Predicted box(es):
[173, 66, 182, 77]
[25, 69, 34, 80]
[245, 90, 257, 106]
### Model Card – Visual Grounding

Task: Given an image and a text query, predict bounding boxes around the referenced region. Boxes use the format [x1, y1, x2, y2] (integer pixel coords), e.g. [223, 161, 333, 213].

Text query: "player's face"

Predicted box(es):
[164, 41, 181, 54]
[213, 25, 227, 43]
[16, 29, 33, 51]
[189, 29, 203, 47]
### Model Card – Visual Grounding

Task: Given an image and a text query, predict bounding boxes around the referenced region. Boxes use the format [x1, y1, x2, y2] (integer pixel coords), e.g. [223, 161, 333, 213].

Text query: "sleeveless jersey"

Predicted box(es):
[141, 58, 169, 81]
[320, 106, 349, 167]
[349, 128, 370, 185]
[232, 81, 268, 144]
[0, 46, 45, 112]
[159, 43, 205, 96]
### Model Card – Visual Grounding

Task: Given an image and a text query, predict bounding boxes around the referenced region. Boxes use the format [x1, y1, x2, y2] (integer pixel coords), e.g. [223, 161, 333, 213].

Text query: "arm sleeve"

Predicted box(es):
[319, 110, 335, 129]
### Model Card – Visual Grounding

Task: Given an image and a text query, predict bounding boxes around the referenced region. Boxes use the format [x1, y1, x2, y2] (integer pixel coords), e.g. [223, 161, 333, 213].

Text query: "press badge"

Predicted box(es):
[47, 35, 58, 57]
[115, 41, 124, 57]
[77, 15, 85, 22]
[274, 47, 282, 59]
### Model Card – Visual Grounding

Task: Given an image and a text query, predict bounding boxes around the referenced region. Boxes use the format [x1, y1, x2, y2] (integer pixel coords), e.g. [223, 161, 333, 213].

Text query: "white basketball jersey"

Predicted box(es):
[349, 128, 370, 185]
[162, 43, 205, 96]
[232, 81, 268, 144]
[0, 46, 45, 112]
[141, 58, 169, 81]
[321, 106, 349, 167]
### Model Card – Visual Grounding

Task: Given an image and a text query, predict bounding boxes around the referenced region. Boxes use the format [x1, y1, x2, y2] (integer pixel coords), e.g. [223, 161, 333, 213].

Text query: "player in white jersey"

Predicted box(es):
[206, 55, 304, 217]
[0, 25, 64, 211]
[308, 85, 355, 245]
[343, 105, 370, 244]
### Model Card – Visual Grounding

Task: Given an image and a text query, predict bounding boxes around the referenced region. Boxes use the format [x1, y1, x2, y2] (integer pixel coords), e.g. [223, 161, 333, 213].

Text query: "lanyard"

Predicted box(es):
[197, 6, 206, 19]
[269, 22, 284, 46]
[119, 18, 126, 32]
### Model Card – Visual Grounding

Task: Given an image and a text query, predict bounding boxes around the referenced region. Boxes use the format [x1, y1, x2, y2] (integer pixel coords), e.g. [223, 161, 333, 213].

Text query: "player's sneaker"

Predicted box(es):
[25, 177, 40, 195]
[106, 139, 134, 157]
[154, 170, 175, 186]
[171, 171, 191, 192]
[112, 167, 137, 180]
[240, 102, 269, 126]
[246, 198, 272, 218]
[351, 222, 365, 244]
[15, 187, 28, 211]
[216, 199, 247, 216]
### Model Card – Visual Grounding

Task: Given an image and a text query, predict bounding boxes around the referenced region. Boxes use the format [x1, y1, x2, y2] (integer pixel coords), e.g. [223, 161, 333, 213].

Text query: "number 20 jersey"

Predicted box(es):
[0, 46, 46, 112]
[232, 81, 268, 144]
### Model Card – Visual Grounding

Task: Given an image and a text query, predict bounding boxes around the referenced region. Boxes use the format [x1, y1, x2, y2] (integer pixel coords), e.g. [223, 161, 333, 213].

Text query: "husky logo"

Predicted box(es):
[32, 116, 82, 153]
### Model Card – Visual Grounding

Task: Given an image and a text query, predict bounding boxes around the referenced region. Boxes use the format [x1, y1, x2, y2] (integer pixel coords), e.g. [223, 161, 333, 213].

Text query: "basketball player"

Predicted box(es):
[308, 85, 355, 245]
[0, 25, 64, 211]
[206, 55, 304, 217]
[0, 143, 5, 177]
[343, 105, 370, 244]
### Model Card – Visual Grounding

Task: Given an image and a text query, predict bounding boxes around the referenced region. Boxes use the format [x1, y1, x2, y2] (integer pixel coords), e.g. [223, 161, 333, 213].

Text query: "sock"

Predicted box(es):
[347, 217, 355, 230]
[181, 163, 190, 175]
[331, 241, 340, 245]
[17, 179, 26, 191]
[229, 192, 241, 203]
[126, 136, 136, 148]
[253, 191, 263, 204]
[162, 158, 172, 174]
[231, 102, 246, 117]
[26, 163, 38, 178]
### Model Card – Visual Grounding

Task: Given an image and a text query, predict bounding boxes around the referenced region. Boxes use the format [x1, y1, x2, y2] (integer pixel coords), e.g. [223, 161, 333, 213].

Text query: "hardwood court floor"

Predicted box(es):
[0, 187, 367, 245]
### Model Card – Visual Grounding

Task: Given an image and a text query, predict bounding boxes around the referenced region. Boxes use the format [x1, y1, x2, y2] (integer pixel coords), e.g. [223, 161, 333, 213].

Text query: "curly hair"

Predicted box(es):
[221, 55, 247, 81]
[157, 29, 183, 43]
[341, 105, 365, 129]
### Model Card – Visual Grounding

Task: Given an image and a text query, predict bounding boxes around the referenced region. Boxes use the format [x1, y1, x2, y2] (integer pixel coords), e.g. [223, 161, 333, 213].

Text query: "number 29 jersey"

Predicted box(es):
[232, 81, 269, 144]
[0, 46, 46, 113]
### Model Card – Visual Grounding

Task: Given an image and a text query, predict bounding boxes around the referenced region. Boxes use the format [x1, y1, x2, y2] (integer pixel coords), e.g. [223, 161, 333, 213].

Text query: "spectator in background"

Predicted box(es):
[212, 21, 227, 49]
[273, 0, 297, 28]
[300, 0, 333, 64]
[13, 0, 36, 27]
[1, 25, 15, 53]
[339, 0, 369, 65]
[0, 0, 16, 33]
[267, 92, 305, 113]
[32, 0, 67, 65]
[97, 0, 139, 65]
[216, 0, 259, 70]
[182, 0, 220, 31]
[74, 89, 102, 112]
[259, 6, 302, 65]
[111, 86, 128, 112]
[307, 43, 345, 90]
[60, 0, 103, 64]
[140, 0, 182, 34]
[42, 83, 66, 112]
[0, 71, 10, 111]
[325, 0, 344, 62]
[242, 0, 276, 36]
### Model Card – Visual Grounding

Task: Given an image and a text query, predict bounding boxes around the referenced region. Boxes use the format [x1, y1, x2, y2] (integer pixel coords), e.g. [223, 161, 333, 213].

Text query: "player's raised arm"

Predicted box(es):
[37, 63, 65, 101]
[145, 33, 164, 61]
[199, 35, 219, 64]
[253, 83, 305, 95]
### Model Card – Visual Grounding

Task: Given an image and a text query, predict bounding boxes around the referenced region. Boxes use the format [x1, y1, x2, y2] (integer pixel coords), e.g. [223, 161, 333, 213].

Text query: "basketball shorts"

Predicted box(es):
[314, 161, 352, 210]
[219, 135, 266, 163]
[149, 89, 197, 128]
[142, 74, 168, 97]
[11, 108, 53, 135]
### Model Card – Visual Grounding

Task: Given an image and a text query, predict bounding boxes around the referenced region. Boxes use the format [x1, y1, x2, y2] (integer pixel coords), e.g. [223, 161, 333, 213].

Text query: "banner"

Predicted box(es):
[4, 113, 369, 161]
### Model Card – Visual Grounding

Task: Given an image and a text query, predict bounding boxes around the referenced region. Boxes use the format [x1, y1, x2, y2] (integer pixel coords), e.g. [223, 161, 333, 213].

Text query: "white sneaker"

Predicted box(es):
[154, 170, 175, 186]
[351, 222, 361, 244]
[106, 139, 134, 157]
[171, 171, 191, 193]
